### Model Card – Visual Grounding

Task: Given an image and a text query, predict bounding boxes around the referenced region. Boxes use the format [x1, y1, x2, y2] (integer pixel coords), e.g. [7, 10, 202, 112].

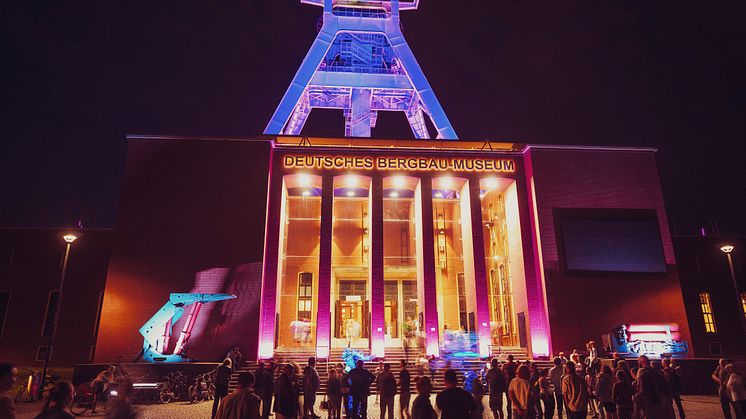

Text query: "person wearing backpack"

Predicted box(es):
[663, 358, 685, 418]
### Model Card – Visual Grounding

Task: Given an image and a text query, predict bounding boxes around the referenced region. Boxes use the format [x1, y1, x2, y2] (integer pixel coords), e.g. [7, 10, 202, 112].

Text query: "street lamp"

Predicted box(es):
[40, 233, 77, 396]
[720, 244, 746, 336]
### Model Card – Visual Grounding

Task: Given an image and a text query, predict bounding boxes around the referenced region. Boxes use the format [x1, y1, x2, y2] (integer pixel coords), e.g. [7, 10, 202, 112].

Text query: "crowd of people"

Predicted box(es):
[2, 350, 746, 419]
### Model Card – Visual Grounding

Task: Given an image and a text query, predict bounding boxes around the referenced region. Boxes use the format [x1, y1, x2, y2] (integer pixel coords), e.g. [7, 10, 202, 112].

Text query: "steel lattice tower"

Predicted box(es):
[265, 0, 457, 139]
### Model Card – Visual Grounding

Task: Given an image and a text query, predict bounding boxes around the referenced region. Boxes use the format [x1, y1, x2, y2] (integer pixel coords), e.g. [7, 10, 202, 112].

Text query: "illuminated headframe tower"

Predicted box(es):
[265, 0, 457, 139]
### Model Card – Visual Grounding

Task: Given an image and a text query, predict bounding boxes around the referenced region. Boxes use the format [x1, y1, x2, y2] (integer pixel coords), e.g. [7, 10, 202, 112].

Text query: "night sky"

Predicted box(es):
[3, 1, 745, 235]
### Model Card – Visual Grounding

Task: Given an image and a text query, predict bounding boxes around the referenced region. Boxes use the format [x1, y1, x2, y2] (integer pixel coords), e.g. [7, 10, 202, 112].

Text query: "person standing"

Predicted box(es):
[504, 355, 517, 419]
[213, 358, 233, 419]
[339, 367, 351, 419]
[633, 366, 666, 419]
[508, 365, 532, 419]
[326, 369, 342, 419]
[377, 363, 397, 419]
[412, 376, 436, 419]
[302, 357, 321, 419]
[549, 357, 565, 419]
[255, 362, 275, 419]
[399, 360, 412, 419]
[596, 365, 616, 419]
[726, 364, 746, 419]
[713, 358, 736, 419]
[662, 358, 685, 419]
[0, 364, 18, 419]
[487, 359, 507, 419]
[538, 368, 556, 419]
[561, 361, 589, 419]
[471, 370, 486, 419]
[215, 372, 261, 419]
[436, 369, 477, 419]
[612, 370, 634, 419]
[34, 381, 75, 419]
[274, 364, 301, 419]
[348, 360, 375, 419]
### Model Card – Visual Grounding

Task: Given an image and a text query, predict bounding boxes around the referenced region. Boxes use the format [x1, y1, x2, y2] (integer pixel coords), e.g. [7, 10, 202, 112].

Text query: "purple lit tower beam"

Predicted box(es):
[265, 0, 457, 139]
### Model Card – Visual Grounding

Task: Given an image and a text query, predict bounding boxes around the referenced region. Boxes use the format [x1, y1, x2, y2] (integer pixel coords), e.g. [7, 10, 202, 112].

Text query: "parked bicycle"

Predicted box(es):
[70, 382, 108, 416]
[15, 371, 56, 402]
[158, 371, 189, 404]
[188, 370, 215, 403]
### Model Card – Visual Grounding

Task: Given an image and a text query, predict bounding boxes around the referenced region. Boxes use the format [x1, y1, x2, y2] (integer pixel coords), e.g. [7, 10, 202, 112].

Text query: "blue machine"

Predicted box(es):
[138, 293, 236, 363]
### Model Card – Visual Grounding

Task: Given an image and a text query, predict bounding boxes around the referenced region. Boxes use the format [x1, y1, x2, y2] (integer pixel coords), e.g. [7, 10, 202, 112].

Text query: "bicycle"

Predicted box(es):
[70, 382, 108, 416]
[158, 371, 189, 404]
[15, 371, 56, 402]
[188, 371, 215, 403]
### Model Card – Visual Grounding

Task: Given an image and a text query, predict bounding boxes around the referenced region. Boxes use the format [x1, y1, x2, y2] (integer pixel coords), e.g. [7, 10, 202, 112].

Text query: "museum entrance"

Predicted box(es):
[333, 279, 369, 348]
[383, 279, 418, 347]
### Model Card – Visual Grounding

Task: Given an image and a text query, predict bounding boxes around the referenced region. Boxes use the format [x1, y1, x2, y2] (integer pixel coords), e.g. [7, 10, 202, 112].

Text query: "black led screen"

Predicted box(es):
[558, 214, 666, 275]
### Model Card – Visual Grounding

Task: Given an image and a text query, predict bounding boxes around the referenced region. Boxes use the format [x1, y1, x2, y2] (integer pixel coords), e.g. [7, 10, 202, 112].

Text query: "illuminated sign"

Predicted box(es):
[283, 155, 515, 172]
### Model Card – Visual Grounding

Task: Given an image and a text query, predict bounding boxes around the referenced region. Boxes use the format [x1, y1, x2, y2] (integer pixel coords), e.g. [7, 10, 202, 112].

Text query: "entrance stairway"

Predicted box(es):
[230, 346, 552, 393]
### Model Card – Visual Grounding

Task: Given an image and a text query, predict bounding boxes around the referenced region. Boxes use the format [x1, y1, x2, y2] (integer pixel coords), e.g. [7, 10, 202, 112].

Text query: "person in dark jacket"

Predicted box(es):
[377, 363, 397, 419]
[412, 376, 436, 419]
[274, 364, 301, 419]
[399, 360, 412, 419]
[302, 357, 321, 419]
[347, 360, 375, 419]
[662, 357, 685, 419]
[436, 369, 477, 419]
[213, 358, 233, 419]
[254, 362, 275, 419]
[487, 358, 507, 419]
[326, 368, 342, 419]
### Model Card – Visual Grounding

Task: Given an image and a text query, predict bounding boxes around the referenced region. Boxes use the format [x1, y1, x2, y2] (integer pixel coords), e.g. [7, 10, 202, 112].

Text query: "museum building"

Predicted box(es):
[92, 135, 692, 363]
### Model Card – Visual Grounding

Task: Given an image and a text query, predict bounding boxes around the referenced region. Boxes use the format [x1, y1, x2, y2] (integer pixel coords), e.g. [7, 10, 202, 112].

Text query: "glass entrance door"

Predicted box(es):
[333, 280, 369, 348]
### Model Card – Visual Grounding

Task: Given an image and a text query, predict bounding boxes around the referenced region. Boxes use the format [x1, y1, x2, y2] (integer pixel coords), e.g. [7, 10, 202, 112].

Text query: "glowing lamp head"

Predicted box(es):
[63, 234, 77, 243]
[439, 176, 454, 189]
[344, 175, 359, 188]
[720, 245, 735, 254]
[346, 191, 355, 197]
[297, 173, 312, 187]
[302, 190, 311, 197]
[392, 176, 406, 188]
[484, 177, 499, 190]
[390, 191, 399, 198]
[434, 192, 443, 199]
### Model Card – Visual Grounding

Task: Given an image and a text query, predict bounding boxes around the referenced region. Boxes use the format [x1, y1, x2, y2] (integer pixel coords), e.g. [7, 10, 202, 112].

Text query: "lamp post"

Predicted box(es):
[40, 233, 77, 396]
[720, 244, 746, 336]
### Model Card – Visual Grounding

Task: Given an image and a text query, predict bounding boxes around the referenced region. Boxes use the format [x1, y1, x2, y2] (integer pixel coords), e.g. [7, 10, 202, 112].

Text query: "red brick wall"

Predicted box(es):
[526, 147, 691, 355]
[95, 138, 270, 363]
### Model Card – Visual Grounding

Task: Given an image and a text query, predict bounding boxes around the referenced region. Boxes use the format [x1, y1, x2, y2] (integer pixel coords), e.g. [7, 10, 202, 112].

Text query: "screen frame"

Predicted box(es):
[553, 208, 667, 278]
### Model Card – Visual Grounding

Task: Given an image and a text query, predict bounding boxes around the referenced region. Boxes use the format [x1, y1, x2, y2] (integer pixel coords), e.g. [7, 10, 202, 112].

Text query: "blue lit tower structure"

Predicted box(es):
[265, 0, 457, 139]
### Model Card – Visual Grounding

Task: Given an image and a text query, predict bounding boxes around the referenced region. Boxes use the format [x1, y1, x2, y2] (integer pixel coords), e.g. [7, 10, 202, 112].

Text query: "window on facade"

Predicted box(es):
[698, 292, 717, 333]
[741, 293, 746, 321]
[41, 291, 60, 338]
[0, 292, 10, 338]
[297, 273, 313, 320]
[36, 346, 50, 361]
[93, 291, 105, 338]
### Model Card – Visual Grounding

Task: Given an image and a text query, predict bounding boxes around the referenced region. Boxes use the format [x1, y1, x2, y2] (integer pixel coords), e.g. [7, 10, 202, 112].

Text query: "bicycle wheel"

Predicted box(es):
[159, 388, 173, 404]
[70, 394, 90, 416]
[14, 386, 27, 402]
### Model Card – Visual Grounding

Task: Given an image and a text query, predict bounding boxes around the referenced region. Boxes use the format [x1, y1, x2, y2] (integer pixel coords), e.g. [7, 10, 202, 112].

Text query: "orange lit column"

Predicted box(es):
[316, 173, 334, 359]
[369, 175, 385, 357]
[417, 174, 440, 356]
[467, 175, 493, 357]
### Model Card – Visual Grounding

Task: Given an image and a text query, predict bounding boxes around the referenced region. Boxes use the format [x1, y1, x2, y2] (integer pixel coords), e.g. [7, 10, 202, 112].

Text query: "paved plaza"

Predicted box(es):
[15, 393, 725, 419]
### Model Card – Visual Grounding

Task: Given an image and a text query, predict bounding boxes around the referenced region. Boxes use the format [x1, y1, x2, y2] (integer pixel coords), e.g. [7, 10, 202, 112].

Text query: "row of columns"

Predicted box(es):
[258, 169, 546, 359]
